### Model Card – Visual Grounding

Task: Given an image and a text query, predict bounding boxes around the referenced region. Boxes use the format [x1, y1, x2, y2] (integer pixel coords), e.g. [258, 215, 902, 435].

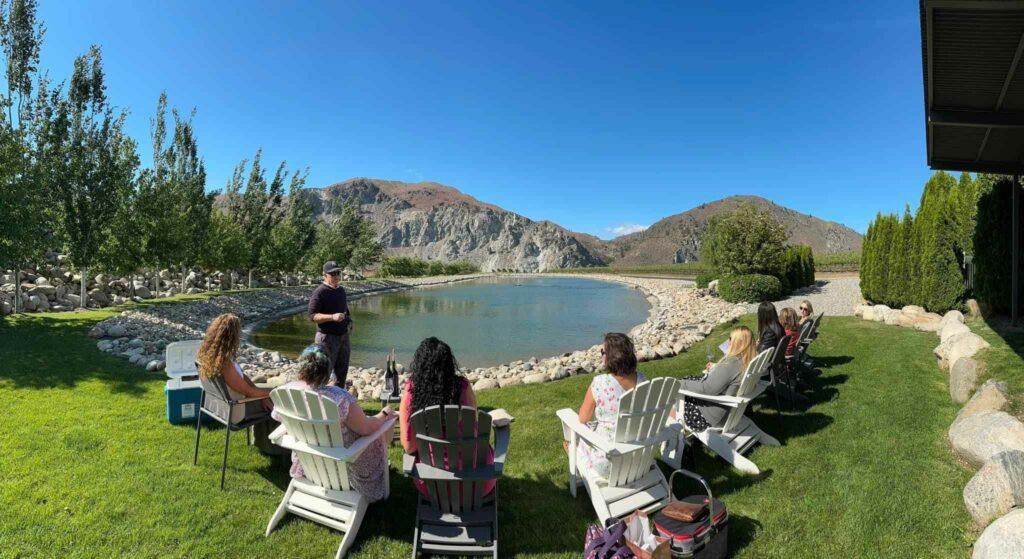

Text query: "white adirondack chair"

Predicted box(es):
[556, 376, 682, 524]
[266, 386, 396, 559]
[666, 348, 780, 475]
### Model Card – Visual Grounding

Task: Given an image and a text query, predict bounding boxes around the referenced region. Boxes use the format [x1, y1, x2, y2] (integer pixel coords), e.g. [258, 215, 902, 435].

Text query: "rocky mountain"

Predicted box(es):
[605, 195, 863, 267]
[308, 178, 604, 272]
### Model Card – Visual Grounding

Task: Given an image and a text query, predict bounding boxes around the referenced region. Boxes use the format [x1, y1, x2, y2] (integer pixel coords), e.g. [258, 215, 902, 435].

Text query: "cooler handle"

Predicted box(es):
[668, 468, 715, 526]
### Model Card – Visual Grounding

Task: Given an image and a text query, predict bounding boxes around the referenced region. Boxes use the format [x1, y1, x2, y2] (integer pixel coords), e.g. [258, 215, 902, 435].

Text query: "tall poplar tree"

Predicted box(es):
[36, 46, 139, 307]
[0, 0, 44, 313]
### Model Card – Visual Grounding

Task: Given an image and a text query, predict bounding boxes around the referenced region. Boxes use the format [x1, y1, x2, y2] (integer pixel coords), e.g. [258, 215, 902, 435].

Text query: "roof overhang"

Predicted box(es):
[922, 0, 1024, 174]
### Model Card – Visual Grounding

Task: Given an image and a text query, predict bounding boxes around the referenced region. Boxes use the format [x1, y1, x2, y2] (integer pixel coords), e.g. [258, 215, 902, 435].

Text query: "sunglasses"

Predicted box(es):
[327, 271, 341, 277]
[800, 307, 809, 312]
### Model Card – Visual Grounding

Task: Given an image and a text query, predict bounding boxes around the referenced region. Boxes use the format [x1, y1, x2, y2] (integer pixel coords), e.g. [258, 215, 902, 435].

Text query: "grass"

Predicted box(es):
[0, 309, 974, 558]
[965, 317, 1024, 418]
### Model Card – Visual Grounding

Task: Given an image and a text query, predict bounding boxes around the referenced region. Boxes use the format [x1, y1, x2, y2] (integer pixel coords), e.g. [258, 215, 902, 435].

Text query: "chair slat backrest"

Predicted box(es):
[797, 319, 814, 346]
[607, 377, 680, 488]
[770, 334, 791, 376]
[409, 405, 493, 515]
[722, 348, 774, 433]
[270, 387, 351, 492]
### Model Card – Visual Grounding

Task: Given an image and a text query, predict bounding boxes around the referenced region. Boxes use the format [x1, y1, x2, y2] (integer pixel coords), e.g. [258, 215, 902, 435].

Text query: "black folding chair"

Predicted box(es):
[192, 372, 272, 489]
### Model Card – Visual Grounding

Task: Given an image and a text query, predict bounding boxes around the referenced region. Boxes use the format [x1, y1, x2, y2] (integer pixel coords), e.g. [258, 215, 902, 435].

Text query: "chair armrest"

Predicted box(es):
[231, 394, 272, 405]
[492, 424, 510, 476]
[269, 424, 288, 444]
[343, 416, 397, 459]
[402, 453, 417, 476]
[679, 389, 746, 407]
[556, 408, 616, 455]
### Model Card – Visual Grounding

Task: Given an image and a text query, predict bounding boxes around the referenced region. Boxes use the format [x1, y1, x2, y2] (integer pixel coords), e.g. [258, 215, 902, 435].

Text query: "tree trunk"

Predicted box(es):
[80, 267, 88, 309]
[14, 266, 22, 313]
[248, 268, 254, 289]
[181, 262, 186, 295]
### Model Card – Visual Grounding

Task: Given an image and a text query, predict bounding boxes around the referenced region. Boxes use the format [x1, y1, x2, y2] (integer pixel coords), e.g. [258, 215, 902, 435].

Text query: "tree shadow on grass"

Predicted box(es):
[255, 461, 589, 557]
[0, 314, 152, 396]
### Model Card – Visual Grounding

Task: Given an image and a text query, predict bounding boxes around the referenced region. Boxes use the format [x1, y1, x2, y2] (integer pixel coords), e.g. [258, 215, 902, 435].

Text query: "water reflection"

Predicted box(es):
[252, 276, 650, 368]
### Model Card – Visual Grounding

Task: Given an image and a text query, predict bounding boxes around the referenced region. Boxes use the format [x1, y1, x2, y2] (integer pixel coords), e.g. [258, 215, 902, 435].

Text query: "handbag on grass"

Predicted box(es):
[584, 520, 632, 559]
[662, 499, 708, 523]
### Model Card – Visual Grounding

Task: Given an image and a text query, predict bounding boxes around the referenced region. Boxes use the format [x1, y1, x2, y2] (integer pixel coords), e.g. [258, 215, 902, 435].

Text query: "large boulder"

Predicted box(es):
[1, 300, 11, 315]
[949, 357, 981, 404]
[940, 309, 965, 327]
[939, 321, 971, 343]
[902, 305, 926, 315]
[949, 411, 1024, 467]
[935, 331, 989, 370]
[473, 378, 499, 391]
[134, 285, 153, 299]
[88, 289, 110, 307]
[853, 304, 869, 317]
[954, 380, 1010, 429]
[963, 450, 1024, 528]
[23, 295, 37, 312]
[972, 508, 1024, 559]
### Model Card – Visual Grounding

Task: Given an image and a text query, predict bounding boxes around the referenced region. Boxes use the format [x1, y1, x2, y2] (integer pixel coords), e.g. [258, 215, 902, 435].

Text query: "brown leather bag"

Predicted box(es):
[661, 499, 708, 523]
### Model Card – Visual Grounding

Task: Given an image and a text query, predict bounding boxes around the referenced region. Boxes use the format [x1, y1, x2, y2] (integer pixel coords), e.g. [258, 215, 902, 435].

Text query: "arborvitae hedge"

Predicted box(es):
[860, 171, 970, 313]
[780, 245, 815, 292]
[972, 175, 1024, 315]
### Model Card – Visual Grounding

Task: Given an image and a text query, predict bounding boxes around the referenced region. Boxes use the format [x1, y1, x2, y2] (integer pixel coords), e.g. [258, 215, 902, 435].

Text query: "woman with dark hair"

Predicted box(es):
[565, 332, 646, 478]
[273, 344, 395, 502]
[398, 337, 494, 496]
[756, 302, 784, 352]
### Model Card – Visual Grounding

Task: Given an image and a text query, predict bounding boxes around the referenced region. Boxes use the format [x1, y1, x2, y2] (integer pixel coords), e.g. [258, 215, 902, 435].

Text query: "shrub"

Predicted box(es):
[780, 245, 815, 291]
[378, 256, 479, 278]
[718, 273, 783, 303]
[695, 270, 716, 288]
[700, 204, 787, 277]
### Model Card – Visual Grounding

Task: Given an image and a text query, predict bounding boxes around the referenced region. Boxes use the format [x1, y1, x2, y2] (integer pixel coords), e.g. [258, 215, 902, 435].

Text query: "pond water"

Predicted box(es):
[251, 276, 650, 369]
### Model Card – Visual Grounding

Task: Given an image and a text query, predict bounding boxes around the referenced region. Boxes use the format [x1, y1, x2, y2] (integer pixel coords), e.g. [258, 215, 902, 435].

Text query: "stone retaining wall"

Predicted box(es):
[854, 303, 1024, 557]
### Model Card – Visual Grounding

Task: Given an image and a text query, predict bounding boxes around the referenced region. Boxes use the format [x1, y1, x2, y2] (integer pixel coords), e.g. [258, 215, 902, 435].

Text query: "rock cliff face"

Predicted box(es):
[309, 178, 604, 272]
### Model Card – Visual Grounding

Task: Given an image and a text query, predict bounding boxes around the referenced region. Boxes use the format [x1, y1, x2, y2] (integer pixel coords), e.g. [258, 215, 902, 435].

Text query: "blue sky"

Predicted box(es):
[40, 1, 929, 238]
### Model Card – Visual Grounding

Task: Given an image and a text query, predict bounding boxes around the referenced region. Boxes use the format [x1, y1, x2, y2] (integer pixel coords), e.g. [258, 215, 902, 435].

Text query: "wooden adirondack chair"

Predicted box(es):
[403, 405, 510, 558]
[670, 348, 780, 475]
[266, 386, 396, 559]
[556, 377, 682, 524]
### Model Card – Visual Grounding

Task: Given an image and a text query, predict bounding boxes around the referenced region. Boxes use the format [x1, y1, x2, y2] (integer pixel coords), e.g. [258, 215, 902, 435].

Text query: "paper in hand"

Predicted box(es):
[718, 339, 731, 354]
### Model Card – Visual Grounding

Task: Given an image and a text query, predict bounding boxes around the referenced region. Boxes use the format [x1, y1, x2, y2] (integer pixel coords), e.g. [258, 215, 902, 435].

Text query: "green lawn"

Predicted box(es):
[967, 317, 1024, 418]
[0, 310, 974, 558]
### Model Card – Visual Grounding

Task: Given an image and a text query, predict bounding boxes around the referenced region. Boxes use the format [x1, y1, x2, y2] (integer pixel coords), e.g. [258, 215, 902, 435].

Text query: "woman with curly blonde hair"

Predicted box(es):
[196, 313, 273, 417]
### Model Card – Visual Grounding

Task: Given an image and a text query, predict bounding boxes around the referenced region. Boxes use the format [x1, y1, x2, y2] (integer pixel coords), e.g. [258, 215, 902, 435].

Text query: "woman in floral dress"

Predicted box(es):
[566, 332, 646, 479]
[273, 345, 396, 502]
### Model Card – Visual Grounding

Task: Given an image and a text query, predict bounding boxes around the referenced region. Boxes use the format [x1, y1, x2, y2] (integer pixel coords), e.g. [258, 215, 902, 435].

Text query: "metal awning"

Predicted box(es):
[922, 0, 1024, 173]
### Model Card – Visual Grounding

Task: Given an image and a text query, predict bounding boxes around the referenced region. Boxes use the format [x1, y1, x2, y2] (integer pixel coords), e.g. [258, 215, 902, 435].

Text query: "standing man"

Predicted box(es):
[309, 261, 353, 387]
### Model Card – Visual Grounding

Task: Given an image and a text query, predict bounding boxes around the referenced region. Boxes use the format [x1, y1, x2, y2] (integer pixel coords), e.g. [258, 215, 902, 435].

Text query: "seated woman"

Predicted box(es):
[779, 307, 800, 356]
[196, 313, 273, 421]
[399, 337, 494, 497]
[799, 300, 815, 324]
[756, 302, 784, 352]
[274, 345, 395, 503]
[679, 326, 756, 432]
[565, 332, 645, 480]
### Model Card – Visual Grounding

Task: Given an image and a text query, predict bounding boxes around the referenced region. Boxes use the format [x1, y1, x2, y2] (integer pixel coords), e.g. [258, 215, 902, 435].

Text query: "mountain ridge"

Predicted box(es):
[307, 179, 862, 271]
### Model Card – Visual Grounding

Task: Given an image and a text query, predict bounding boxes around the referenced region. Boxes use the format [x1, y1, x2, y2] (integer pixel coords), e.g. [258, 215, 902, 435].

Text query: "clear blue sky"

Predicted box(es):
[39, 0, 930, 238]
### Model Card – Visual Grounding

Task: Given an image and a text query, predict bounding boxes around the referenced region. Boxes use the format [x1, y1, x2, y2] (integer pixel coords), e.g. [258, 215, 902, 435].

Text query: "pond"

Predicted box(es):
[251, 276, 650, 369]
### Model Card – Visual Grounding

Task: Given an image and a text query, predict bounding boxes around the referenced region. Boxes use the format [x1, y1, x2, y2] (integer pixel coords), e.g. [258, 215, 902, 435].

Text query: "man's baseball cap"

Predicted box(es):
[323, 261, 342, 274]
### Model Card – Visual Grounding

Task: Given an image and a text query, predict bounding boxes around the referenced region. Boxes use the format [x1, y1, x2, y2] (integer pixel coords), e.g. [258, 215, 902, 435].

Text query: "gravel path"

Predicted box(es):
[745, 277, 863, 316]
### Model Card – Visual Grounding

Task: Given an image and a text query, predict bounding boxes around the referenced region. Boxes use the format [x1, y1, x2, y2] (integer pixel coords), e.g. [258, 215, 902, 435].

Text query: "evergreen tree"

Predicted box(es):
[886, 206, 914, 306]
[915, 172, 964, 311]
[860, 218, 876, 301]
[35, 46, 140, 307]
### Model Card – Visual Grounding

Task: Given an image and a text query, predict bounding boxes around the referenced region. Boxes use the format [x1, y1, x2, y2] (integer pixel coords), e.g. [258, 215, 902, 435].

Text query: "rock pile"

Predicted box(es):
[855, 301, 1024, 557]
[1, 251, 326, 316]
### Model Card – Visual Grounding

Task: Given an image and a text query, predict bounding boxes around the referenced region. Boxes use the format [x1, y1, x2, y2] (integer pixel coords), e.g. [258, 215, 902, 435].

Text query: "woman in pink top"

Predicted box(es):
[399, 337, 495, 497]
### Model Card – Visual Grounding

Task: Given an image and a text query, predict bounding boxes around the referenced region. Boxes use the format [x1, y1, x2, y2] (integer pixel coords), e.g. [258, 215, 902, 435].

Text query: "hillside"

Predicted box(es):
[605, 195, 863, 267]
[308, 178, 604, 272]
